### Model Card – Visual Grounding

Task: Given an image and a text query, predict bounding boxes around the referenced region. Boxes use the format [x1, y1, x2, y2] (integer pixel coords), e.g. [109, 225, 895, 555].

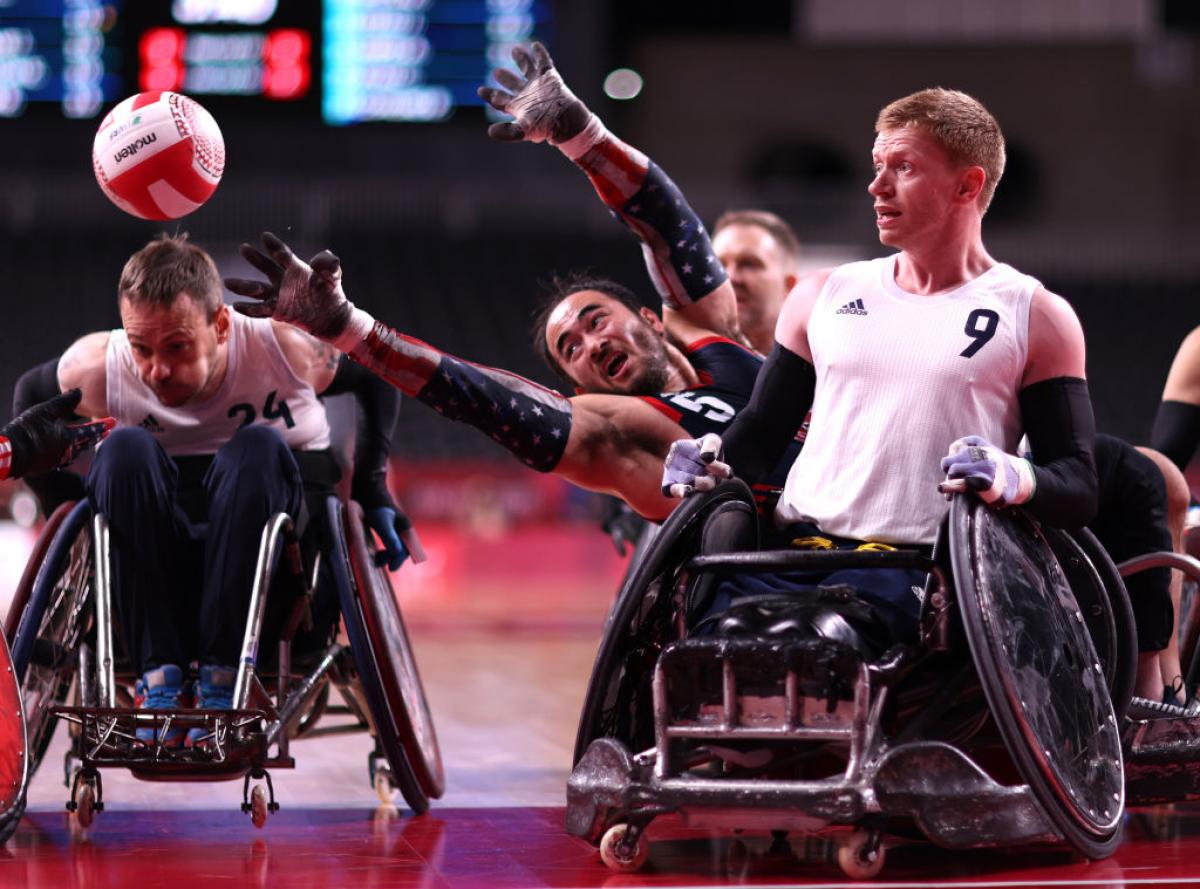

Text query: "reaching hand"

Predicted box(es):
[939, 435, 1036, 507]
[477, 41, 592, 145]
[1, 389, 115, 479]
[661, 433, 733, 499]
[225, 232, 362, 345]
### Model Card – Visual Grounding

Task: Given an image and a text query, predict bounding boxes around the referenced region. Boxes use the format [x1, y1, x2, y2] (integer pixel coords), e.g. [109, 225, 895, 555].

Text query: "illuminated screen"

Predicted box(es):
[322, 0, 552, 124]
[0, 0, 554, 122]
[0, 0, 122, 118]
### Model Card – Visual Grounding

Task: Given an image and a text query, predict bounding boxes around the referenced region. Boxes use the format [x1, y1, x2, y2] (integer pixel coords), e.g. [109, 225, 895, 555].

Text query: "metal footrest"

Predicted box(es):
[51, 704, 284, 776]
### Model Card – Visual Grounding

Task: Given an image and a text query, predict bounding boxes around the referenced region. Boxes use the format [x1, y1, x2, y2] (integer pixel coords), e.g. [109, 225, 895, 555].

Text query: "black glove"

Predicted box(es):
[477, 41, 592, 145]
[1, 389, 114, 479]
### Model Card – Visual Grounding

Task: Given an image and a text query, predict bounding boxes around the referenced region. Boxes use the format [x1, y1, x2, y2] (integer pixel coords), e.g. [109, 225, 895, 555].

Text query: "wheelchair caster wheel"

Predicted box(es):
[836, 830, 884, 879]
[373, 765, 397, 806]
[249, 785, 269, 829]
[75, 783, 96, 830]
[599, 823, 648, 872]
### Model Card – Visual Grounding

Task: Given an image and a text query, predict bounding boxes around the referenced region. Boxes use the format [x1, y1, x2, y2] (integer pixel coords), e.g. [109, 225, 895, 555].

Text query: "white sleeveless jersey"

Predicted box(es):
[105, 311, 331, 456]
[776, 254, 1036, 544]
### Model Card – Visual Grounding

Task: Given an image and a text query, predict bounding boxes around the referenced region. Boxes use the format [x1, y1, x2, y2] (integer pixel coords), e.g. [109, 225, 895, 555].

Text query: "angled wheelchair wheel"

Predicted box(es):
[950, 497, 1123, 859]
[1044, 526, 1137, 722]
[573, 480, 758, 764]
[0, 631, 27, 846]
[327, 498, 444, 814]
[10, 501, 93, 781]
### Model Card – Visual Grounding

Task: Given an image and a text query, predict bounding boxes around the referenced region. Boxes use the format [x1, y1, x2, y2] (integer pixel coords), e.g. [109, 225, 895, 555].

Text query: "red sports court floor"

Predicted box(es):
[8, 522, 1200, 888]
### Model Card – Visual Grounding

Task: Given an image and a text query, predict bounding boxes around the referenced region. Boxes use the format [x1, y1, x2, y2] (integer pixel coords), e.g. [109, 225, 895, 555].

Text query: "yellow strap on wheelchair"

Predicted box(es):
[791, 535, 835, 550]
[855, 541, 897, 552]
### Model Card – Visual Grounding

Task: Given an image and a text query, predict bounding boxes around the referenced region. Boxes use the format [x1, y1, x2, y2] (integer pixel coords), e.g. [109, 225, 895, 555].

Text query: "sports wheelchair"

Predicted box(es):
[567, 480, 1154, 877]
[2, 494, 442, 832]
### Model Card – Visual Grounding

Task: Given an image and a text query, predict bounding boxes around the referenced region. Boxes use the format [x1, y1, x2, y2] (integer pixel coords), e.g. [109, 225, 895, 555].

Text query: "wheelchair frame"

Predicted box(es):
[568, 481, 1132, 876]
[5, 495, 442, 829]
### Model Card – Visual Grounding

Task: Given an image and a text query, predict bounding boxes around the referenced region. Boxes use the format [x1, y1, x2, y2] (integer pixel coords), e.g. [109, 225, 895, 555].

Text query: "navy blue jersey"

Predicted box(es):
[640, 336, 805, 512]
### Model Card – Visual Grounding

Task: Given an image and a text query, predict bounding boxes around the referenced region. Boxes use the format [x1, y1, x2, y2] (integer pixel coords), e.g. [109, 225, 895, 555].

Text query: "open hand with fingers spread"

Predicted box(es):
[1, 388, 115, 479]
[662, 433, 733, 499]
[225, 232, 373, 349]
[477, 41, 592, 145]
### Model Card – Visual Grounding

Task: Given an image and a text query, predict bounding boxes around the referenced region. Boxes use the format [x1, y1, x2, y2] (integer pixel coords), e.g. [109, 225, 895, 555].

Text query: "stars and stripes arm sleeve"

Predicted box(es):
[557, 119, 728, 311]
[344, 320, 573, 473]
[0, 437, 12, 480]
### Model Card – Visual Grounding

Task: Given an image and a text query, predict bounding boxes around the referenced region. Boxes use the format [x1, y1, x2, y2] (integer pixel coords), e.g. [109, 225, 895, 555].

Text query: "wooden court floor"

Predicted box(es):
[8, 527, 1200, 886]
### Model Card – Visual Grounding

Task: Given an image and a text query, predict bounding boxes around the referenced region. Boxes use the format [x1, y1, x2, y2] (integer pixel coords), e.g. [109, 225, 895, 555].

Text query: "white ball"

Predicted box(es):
[92, 91, 225, 220]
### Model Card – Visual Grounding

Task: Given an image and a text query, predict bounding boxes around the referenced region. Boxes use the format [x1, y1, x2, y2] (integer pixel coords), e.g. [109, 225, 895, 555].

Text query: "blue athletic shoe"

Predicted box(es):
[134, 664, 187, 746]
[188, 664, 236, 747]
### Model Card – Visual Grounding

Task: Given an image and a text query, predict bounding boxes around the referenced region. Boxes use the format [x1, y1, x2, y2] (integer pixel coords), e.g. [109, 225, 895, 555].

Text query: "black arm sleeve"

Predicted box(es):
[1018, 376, 1098, 529]
[1150, 400, 1200, 472]
[322, 354, 404, 518]
[721, 342, 815, 486]
[13, 357, 85, 514]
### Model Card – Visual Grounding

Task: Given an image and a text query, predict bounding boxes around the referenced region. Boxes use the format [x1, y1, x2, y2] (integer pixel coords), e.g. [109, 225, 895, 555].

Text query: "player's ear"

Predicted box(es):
[639, 306, 665, 334]
[213, 303, 231, 343]
[958, 166, 986, 204]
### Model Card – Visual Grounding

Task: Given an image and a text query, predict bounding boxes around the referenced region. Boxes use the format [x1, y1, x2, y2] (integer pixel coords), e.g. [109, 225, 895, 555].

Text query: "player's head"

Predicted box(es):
[533, 273, 671, 396]
[117, 233, 231, 407]
[712, 210, 801, 338]
[871, 89, 1005, 246]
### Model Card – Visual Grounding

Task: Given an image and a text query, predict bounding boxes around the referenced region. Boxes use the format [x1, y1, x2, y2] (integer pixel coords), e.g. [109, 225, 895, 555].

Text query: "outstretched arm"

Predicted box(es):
[479, 42, 740, 345]
[227, 233, 685, 519]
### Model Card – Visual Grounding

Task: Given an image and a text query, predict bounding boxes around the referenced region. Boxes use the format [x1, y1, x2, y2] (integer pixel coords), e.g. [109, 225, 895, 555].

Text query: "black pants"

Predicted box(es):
[1091, 433, 1174, 652]
[87, 425, 337, 674]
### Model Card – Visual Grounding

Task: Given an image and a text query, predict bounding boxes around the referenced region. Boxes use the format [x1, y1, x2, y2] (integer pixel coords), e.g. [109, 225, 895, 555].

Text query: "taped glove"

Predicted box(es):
[225, 232, 374, 351]
[939, 434, 1036, 508]
[661, 433, 732, 499]
[476, 41, 593, 145]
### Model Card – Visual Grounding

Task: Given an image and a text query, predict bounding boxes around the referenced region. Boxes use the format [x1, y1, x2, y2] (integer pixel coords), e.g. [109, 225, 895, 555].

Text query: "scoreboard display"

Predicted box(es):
[0, 0, 552, 123]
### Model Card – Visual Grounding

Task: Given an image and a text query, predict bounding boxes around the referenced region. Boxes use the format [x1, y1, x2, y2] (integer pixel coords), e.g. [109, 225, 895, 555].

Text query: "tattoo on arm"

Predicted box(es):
[316, 341, 339, 371]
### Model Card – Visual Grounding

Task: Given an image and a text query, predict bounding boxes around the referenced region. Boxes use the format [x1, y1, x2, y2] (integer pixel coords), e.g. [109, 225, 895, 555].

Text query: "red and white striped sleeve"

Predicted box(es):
[0, 436, 12, 480]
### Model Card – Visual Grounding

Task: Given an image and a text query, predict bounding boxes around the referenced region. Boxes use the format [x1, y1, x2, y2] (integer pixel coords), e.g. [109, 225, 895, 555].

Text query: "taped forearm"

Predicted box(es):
[1150, 400, 1200, 471]
[560, 121, 727, 309]
[345, 321, 572, 473]
[722, 343, 813, 485]
[1019, 377, 1098, 528]
[324, 355, 402, 511]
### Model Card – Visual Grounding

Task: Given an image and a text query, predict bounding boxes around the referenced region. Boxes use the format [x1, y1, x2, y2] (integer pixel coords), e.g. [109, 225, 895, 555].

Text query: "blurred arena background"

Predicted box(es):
[0, 0, 1197, 622]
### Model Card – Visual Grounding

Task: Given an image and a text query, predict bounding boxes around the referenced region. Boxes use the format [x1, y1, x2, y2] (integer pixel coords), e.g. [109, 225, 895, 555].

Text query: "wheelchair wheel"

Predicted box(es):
[1044, 526, 1137, 721]
[327, 498, 444, 814]
[0, 632, 27, 846]
[10, 501, 93, 781]
[4, 501, 76, 646]
[573, 480, 758, 764]
[950, 497, 1123, 859]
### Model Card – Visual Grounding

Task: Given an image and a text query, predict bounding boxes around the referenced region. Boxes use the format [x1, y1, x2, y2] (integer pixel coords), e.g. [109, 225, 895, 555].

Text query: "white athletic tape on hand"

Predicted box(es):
[557, 113, 609, 160]
[332, 306, 378, 353]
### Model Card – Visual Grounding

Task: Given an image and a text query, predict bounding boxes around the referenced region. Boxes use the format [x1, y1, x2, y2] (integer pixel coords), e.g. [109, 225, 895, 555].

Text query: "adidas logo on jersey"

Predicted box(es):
[140, 414, 164, 433]
[836, 298, 868, 316]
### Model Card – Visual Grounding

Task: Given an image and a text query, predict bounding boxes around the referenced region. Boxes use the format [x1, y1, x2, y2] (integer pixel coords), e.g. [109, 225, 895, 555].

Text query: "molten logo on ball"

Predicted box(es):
[92, 91, 225, 220]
